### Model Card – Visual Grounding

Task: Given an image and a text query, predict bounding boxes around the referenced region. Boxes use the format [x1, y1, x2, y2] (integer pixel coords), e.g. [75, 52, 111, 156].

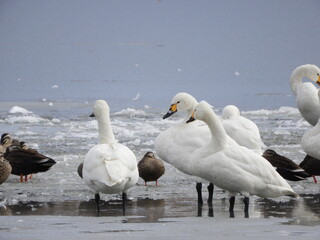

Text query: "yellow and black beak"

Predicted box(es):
[186, 111, 196, 123]
[317, 74, 320, 86]
[163, 103, 178, 119]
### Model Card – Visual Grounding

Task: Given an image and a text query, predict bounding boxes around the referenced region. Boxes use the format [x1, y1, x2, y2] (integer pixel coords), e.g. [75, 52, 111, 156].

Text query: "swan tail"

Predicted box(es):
[286, 190, 299, 199]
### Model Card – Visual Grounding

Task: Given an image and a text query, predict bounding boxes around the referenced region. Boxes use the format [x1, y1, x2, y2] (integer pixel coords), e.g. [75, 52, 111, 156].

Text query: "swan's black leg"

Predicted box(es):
[229, 196, 235, 218]
[95, 193, 100, 216]
[197, 203, 203, 217]
[196, 182, 203, 205]
[208, 202, 214, 217]
[122, 192, 127, 215]
[243, 197, 249, 218]
[207, 183, 214, 204]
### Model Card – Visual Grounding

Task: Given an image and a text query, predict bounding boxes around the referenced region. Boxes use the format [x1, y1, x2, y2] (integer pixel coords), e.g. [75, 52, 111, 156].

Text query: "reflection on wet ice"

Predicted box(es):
[1, 194, 319, 225]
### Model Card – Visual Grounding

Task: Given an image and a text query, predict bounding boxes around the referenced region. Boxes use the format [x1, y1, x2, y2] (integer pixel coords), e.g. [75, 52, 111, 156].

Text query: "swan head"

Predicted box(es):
[90, 100, 110, 118]
[221, 105, 240, 119]
[163, 92, 198, 119]
[292, 64, 320, 86]
[186, 101, 213, 123]
[303, 65, 320, 86]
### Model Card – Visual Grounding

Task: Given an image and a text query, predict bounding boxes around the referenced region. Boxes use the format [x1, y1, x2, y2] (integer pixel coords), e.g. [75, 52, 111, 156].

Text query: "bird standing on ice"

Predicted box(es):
[83, 100, 139, 216]
[138, 151, 165, 186]
[290, 64, 320, 126]
[187, 101, 298, 216]
[154, 92, 213, 204]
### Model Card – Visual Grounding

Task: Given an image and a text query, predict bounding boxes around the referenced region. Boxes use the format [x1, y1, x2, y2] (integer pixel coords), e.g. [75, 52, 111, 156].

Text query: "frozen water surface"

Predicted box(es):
[0, 102, 320, 239]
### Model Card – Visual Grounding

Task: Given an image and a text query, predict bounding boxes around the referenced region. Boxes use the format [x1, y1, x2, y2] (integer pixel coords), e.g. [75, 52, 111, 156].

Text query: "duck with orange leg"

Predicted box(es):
[138, 152, 165, 186]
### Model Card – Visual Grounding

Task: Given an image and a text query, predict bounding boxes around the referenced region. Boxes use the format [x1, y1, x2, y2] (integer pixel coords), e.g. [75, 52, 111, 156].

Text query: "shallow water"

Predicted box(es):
[0, 101, 320, 239]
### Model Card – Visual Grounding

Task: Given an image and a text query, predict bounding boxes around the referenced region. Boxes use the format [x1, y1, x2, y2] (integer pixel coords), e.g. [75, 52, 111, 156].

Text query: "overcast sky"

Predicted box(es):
[1, 0, 319, 109]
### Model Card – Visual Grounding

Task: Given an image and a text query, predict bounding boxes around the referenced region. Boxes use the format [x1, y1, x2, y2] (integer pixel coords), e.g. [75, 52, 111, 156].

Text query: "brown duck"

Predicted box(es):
[138, 152, 165, 186]
[262, 149, 310, 181]
[1, 135, 56, 182]
[0, 155, 12, 184]
[299, 154, 320, 183]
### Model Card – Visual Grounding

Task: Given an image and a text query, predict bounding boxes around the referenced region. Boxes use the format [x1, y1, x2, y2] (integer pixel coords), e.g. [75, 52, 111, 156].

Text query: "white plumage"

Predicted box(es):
[290, 64, 320, 126]
[83, 100, 139, 215]
[221, 105, 265, 155]
[301, 89, 320, 159]
[154, 92, 212, 204]
[187, 101, 298, 212]
[155, 93, 211, 176]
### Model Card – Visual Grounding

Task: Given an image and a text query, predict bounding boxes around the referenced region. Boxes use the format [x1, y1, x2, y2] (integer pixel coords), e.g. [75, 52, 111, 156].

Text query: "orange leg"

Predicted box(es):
[313, 176, 318, 183]
[29, 174, 33, 180]
[144, 181, 147, 186]
[20, 174, 24, 183]
[156, 180, 158, 186]
[25, 175, 28, 182]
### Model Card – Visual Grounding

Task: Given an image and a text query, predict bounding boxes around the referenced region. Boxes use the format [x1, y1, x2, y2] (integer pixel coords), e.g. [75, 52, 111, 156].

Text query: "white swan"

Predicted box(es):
[290, 64, 320, 126]
[301, 90, 320, 159]
[187, 101, 298, 214]
[221, 105, 265, 155]
[154, 92, 213, 204]
[83, 100, 139, 215]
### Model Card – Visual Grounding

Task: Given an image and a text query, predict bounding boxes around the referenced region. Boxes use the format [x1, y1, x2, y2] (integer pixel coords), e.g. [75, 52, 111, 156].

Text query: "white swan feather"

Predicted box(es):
[188, 101, 298, 198]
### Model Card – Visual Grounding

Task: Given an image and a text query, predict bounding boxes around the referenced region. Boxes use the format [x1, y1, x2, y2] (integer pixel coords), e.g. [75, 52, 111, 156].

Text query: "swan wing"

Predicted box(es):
[296, 83, 320, 126]
[191, 143, 296, 198]
[84, 144, 138, 187]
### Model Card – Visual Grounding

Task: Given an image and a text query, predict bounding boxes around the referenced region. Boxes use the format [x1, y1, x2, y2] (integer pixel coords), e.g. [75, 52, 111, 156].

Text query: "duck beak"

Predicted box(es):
[90, 113, 95, 117]
[186, 112, 196, 123]
[317, 75, 320, 86]
[163, 103, 178, 119]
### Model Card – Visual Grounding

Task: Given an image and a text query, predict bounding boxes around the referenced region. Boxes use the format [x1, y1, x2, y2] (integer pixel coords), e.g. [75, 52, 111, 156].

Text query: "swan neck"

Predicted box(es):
[97, 114, 115, 144]
[206, 111, 227, 147]
[290, 68, 304, 95]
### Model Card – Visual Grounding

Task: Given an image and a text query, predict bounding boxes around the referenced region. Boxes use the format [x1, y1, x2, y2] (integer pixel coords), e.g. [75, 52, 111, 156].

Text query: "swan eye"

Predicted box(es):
[177, 101, 180, 104]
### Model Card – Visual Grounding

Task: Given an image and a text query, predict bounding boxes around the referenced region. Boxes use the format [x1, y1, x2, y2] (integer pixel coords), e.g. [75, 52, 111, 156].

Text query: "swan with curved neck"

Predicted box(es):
[290, 64, 320, 126]
[187, 101, 298, 214]
[83, 100, 139, 215]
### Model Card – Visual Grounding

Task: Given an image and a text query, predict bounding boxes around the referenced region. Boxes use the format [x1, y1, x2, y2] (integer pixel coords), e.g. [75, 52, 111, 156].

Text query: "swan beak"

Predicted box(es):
[317, 75, 320, 86]
[186, 112, 196, 123]
[163, 104, 177, 119]
[90, 113, 95, 117]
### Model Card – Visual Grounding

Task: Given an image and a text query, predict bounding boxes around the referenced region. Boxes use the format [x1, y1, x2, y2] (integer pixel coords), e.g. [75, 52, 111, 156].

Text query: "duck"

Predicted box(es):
[82, 100, 139, 216]
[186, 101, 298, 214]
[301, 90, 320, 159]
[17, 141, 39, 180]
[0, 154, 12, 184]
[221, 105, 265, 155]
[290, 64, 320, 126]
[3, 140, 56, 182]
[1, 133, 20, 148]
[20, 141, 38, 153]
[138, 151, 165, 186]
[262, 149, 310, 181]
[154, 92, 213, 204]
[299, 155, 320, 183]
